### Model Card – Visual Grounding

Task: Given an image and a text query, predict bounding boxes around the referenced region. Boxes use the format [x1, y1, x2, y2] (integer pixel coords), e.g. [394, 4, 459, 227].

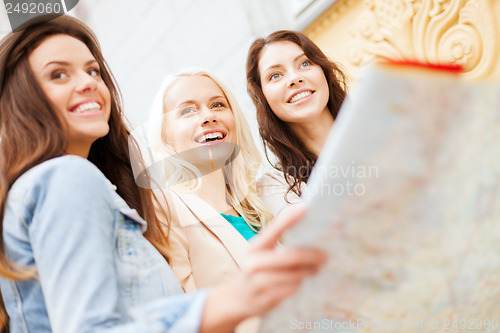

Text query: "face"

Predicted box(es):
[258, 41, 330, 125]
[29, 34, 111, 157]
[162, 75, 236, 153]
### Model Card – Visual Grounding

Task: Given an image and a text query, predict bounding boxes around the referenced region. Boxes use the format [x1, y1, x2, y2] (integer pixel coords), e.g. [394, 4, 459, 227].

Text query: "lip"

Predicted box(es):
[287, 89, 315, 104]
[68, 98, 103, 113]
[194, 129, 228, 144]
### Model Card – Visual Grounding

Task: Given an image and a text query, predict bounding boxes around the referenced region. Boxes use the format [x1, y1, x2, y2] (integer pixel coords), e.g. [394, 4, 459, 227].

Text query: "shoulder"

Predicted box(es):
[153, 188, 189, 227]
[29, 155, 103, 178]
[257, 166, 307, 191]
[20, 155, 106, 183]
[257, 167, 289, 188]
[4, 156, 122, 233]
[256, 166, 305, 216]
[10, 156, 113, 200]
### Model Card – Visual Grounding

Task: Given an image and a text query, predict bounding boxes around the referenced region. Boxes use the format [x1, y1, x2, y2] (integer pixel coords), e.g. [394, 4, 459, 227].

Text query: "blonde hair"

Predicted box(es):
[146, 68, 272, 229]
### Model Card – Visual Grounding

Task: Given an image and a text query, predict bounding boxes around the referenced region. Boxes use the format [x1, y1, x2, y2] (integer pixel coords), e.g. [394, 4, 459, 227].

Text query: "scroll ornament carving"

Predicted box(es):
[345, 0, 498, 79]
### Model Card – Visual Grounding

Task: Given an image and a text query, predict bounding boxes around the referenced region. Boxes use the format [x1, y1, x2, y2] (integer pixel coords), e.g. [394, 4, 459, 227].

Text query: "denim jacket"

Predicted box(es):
[0, 156, 208, 332]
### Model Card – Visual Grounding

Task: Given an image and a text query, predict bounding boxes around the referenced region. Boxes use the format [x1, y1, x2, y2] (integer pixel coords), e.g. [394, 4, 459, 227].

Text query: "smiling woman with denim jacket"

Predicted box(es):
[0, 15, 326, 333]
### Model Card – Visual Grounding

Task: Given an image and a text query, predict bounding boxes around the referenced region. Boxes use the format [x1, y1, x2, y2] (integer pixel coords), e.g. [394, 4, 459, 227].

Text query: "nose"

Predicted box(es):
[76, 72, 98, 93]
[200, 108, 217, 125]
[287, 73, 304, 87]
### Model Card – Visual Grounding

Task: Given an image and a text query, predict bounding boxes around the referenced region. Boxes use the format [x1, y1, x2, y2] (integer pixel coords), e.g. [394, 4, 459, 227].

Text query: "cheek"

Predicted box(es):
[227, 117, 236, 136]
[319, 77, 330, 105]
[166, 129, 180, 149]
[161, 119, 177, 149]
[315, 70, 329, 91]
[101, 84, 112, 103]
[164, 122, 193, 151]
[42, 85, 68, 112]
[222, 110, 236, 129]
[262, 85, 280, 108]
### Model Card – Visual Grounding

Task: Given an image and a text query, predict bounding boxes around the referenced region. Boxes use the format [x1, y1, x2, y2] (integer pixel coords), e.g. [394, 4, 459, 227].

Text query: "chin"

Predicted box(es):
[94, 123, 111, 136]
[80, 129, 111, 144]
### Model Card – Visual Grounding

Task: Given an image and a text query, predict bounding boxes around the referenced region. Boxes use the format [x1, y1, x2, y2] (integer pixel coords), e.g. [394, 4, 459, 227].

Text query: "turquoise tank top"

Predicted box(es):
[220, 213, 257, 241]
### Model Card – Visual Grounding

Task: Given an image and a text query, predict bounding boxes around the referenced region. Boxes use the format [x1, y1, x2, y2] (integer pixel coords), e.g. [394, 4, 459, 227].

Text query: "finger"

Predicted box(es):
[245, 248, 327, 273]
[251, 278, 307, 314]
[248, 264, 322, 296]
[238, 278, 305, 317]
[250, 204, 307, 250]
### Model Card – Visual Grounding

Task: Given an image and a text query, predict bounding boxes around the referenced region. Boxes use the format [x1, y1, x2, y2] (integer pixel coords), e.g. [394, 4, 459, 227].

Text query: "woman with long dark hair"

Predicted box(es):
[246, 30, 347, 216]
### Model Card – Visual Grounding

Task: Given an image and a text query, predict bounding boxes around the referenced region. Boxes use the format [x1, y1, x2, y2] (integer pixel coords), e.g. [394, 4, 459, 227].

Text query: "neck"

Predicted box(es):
[288, 108, 334, 157]
[66, 142, 92, 158]
[196, 169, 234, 214]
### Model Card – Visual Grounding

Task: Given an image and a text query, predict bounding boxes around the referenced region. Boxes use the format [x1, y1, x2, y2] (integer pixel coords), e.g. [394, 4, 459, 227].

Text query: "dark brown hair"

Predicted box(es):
[0, 15, 169, 328]
[246, 30, 346, 197]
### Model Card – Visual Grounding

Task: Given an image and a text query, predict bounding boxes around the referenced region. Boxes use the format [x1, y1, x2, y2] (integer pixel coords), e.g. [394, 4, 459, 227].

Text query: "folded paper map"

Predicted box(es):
[261, 61, 500, 333]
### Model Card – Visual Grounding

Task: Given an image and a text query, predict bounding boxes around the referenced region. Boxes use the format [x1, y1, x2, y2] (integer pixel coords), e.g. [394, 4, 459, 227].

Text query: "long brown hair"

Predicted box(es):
[0, 15, 169, 327]
[246, 30, 346, 197]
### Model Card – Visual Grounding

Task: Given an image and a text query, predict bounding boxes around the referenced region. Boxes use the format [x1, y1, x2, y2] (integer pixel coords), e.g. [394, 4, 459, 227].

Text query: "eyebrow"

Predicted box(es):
[176, 100, 196, 108]
[176, 95, 226, 108]
[208, 95, 226, 102]
[43, 59, 98, 69]
[263, 53, 307, 72]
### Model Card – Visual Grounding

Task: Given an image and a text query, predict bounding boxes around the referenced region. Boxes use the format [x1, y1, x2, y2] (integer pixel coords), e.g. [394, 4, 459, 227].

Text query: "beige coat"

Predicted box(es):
[154, 188, 260, 333]
[154, 188, 248, 292]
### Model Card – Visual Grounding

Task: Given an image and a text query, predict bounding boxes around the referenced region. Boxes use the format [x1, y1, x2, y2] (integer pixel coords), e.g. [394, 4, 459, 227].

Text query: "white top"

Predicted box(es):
[256, 167, 306, 217]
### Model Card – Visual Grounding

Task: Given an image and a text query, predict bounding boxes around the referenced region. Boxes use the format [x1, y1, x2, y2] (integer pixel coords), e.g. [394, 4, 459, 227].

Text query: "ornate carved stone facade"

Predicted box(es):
[306, 0, 500, 81]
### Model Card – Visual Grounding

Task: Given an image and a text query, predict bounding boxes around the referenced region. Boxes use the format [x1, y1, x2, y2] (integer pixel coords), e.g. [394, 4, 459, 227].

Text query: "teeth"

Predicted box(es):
[289, 91, 312, 103]
[73, 102, 101, 113]
[197, 132, 224, 143]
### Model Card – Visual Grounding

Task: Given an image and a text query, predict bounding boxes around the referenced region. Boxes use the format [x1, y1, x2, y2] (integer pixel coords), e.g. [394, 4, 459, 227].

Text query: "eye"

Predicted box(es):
[180, 107, 196, 116]
[300, 61, 311, 68]
[51, 70, 68, 80]
[88, 68, 101, 77]
[269, 73, 282, 81]
[211, 101, 226, 109]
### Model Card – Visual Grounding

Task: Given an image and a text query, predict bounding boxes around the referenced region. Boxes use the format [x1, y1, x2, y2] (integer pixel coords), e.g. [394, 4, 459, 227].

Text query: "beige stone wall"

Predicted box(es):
[305, 0, 500, 84]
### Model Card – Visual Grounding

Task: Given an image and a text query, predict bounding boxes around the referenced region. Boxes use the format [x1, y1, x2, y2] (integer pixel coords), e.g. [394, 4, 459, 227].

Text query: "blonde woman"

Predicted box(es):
[143, 69, 273, 293]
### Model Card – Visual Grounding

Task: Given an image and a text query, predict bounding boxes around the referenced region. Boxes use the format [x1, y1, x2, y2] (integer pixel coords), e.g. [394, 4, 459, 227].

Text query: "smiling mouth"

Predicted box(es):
[70, 102, 102, 113]
[288, 90, 314, 103]
[195, 131, 227, 144]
